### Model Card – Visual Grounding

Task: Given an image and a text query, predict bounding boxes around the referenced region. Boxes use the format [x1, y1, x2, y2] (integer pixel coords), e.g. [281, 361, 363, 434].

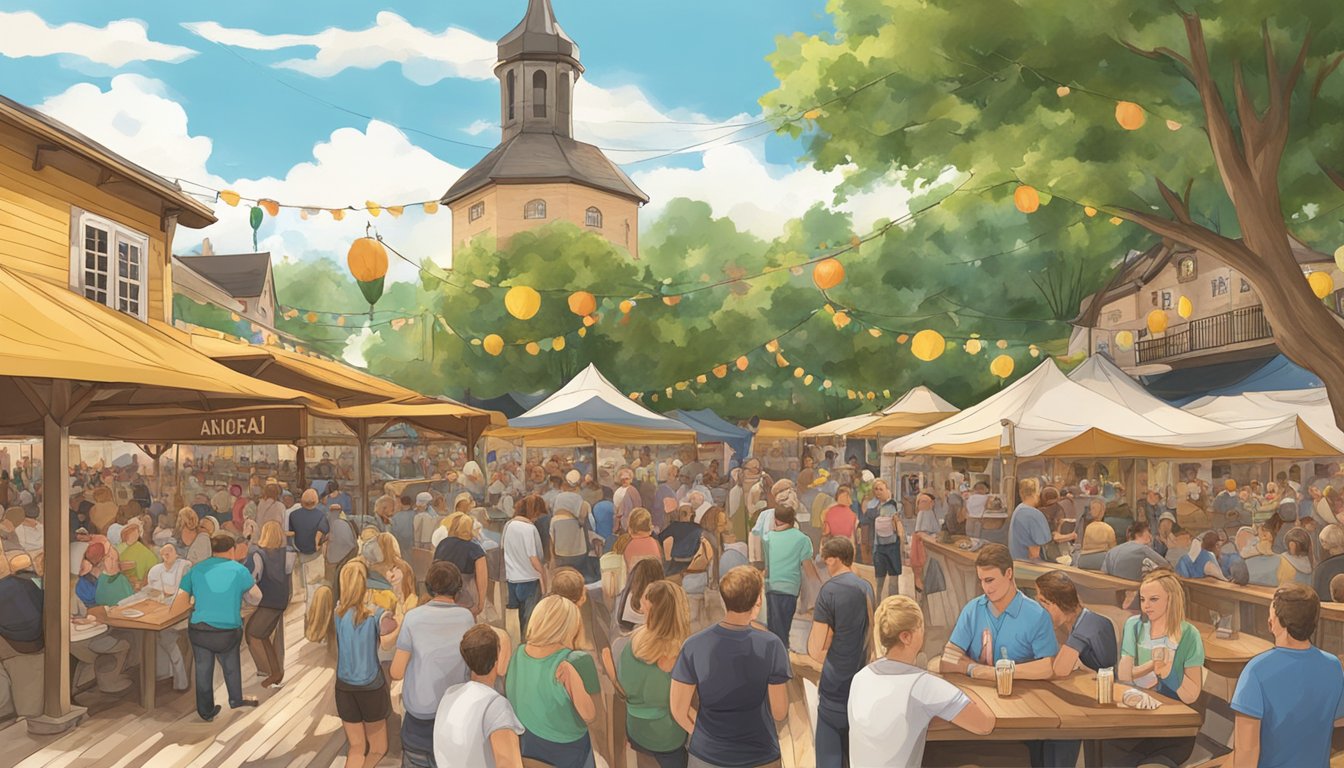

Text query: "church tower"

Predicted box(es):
[444, 0, 648, 257]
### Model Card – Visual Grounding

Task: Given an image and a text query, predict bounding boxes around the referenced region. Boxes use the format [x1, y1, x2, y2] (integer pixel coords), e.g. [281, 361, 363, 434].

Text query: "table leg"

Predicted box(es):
[1083, 739, 1102, 767]
[140, 630, 157, 710]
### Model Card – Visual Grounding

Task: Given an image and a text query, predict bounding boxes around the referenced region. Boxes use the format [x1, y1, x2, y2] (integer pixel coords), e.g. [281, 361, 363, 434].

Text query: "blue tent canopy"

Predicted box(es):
[668, 409, 753, 460]
[462, 391, 550, 419]
[1144, 354, 1322, 405]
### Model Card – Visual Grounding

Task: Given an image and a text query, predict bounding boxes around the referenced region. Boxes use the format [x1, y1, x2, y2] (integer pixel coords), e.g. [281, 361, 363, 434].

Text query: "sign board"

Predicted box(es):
[71, 407, 306, 444]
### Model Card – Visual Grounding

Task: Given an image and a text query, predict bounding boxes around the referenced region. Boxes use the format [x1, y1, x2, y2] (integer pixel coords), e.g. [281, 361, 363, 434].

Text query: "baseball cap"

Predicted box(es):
[566, 470, 581, 486]
[416, 492, 433, 506]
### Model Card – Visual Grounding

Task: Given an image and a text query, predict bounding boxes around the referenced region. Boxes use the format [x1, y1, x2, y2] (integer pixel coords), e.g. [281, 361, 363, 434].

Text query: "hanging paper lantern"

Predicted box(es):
[568, 291, 597, 316]
[249, 206, 263, 250]
[525, 342, 541, 356]
[1308, 271, 1335, 299]
[365, 201, 382, 217]
[582, 314, 597, 327]
[330, 209, 346, 221]
[1166, 120, 1182, 131]
[1083, 206, 1097, 217]
[696, 374, 707, 384]
[824, 303, 836, 315]
[1056, 85, 1070, 97]
[553, 336, 567, 352]
[1116, 330, 1135, 350]
[386, 206, 404, 218]
[813, 258, 845, 290]
[896, 334, 909, 344]
[347, 237, 389, 308]
[713, 364, 728, 378]
[990, 354, 1015, 379]
[651, 393, 659, 402]
[259, 199, 280, 217]
[483, 334, 504, 356]
[823, 379, 833, 389]
[1109, 216, 1123, 225]
[578, 327, 587, 337]
[299, 209, 310, 221]
[765, 339, 780, 353]
[219, 190, 241, 207]
[803, 108, 823, 120]
[423, 201, 440, 214]
[663, 295, 682, 306]
[1146, 309, 1169, 334]
[736, 356, 749, 371]
[793, 367, 804, 379]
[504, 286, 542, 320]
[1115, 101, 1146, 130]
[337, 315, 347, 327]
[229, 312, 241, 322]
[832, 311, 852, 330]
[996, 339, 1008, 349]
[868, 328, 882, 338]
[1014, 185, 1040, 214]
[304, 312, 318, 324]
[675, 381, 689, 391]
[910, 330, 946, 362]
[619, 300, 634, 314]
[1028, 344, 1041, 358]
[776, 353, 789, 367]
[964, 338, 983, 355]
[1177, 296, 1193, 319]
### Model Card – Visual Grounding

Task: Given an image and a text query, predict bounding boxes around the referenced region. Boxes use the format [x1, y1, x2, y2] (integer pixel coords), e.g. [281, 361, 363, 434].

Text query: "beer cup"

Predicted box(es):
[994, 657, 1015, 697]
[1096, 667, 1114, 705]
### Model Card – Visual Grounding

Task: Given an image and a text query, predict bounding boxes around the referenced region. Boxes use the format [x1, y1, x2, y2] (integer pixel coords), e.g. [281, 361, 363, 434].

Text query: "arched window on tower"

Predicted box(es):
[558, 72, 571, 118]
[533, 71, 548, 118]
[524, 199, 547, 220]
[506, 70, 516, 121]
[585, 207, 603, 228]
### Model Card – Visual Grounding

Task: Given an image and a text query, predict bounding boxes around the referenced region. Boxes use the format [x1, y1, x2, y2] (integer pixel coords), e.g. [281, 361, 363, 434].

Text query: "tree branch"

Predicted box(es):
[1181, 12, 1254, 200]
[1114, 206, 1266, 281]
[1320, 161, 1344, 193]
[1312, 52, 1344, 102]
[1117, 37, 1194, 76]
[1155, 178, 1194, 224]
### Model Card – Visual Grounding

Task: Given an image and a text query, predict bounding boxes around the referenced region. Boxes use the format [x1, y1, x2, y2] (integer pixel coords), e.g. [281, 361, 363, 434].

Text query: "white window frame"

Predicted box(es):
[69, 207, 150, 322]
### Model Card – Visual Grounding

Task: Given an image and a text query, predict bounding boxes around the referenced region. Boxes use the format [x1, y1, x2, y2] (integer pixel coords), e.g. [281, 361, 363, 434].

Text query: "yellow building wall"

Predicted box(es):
[0, 121, 171, 323]
[451, 182, 640, 258]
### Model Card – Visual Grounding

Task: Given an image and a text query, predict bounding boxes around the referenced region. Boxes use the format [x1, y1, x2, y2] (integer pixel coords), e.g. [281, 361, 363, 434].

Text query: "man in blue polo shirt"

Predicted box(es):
[1009, 478, 1071, 562]
[171, 533, 262, 721]
[1231, 582, 1344, 768]
[940, 542, 1057, 675]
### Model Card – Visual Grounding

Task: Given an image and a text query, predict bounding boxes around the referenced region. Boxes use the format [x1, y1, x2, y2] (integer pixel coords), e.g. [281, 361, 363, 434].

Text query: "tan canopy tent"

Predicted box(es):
[0, 267, 317, 733]
[799, 412, 882, 439]
[754, 419, 805, 441]
[847, 386, 960, 440]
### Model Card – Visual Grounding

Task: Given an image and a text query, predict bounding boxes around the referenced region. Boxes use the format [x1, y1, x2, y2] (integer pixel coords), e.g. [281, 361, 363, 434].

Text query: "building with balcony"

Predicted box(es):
[1070, 240, 1344, 380]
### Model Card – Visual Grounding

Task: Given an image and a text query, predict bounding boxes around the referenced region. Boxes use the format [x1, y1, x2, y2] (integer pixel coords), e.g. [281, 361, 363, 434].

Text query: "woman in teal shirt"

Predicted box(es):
[613, 581, 690, 768]
[507, 594, 598, 768]
[95, 547, 135, 606]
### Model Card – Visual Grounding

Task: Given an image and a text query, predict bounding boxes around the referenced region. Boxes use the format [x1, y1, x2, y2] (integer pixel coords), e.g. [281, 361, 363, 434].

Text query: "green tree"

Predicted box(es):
[764, 0, 1344, 425]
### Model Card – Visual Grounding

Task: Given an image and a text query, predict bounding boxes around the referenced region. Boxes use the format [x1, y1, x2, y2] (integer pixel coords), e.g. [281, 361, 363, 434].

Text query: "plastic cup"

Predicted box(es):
[995, 658, 1015, 696]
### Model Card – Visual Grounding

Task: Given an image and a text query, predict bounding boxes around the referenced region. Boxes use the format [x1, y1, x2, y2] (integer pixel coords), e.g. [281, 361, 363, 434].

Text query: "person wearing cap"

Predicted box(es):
[411, 491, 438, 551]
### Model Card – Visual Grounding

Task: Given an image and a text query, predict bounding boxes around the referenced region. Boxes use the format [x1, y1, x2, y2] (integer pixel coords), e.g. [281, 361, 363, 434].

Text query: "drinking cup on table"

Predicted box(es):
[994, 658, 1015, 697]
[1096, 667, 1114, 705]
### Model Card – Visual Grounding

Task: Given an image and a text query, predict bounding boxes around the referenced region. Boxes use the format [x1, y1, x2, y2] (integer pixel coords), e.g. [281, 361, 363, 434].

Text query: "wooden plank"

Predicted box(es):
[0, 201, 68, 248]
[0, 142, 162, 234]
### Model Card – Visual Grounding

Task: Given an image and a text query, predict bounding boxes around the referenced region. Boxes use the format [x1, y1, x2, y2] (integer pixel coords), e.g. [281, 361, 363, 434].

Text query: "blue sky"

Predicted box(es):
[0, 2, 896, 280]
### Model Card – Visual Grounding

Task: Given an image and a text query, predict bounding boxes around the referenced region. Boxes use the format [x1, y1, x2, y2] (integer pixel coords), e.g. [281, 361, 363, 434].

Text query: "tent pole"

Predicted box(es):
[356, 421, 372, 518]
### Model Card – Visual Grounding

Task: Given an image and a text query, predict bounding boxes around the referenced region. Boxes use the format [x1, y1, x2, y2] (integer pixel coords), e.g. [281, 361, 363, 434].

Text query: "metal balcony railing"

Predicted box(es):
[1135, 305, 1273, 365]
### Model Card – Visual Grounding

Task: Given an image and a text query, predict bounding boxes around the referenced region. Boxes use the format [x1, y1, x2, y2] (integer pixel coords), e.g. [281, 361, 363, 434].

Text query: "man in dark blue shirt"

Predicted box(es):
[288, 489, 329, 601]
[0, 554, 43, 653]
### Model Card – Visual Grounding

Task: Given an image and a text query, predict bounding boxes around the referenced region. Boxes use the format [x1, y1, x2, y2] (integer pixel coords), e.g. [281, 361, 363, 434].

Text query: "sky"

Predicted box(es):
[0, 2, 900, 283]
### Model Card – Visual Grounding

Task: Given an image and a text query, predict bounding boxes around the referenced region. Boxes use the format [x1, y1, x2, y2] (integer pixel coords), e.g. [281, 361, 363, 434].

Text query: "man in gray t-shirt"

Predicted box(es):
[1101, 522, 1168, 581]
[808, 538, 875, 768]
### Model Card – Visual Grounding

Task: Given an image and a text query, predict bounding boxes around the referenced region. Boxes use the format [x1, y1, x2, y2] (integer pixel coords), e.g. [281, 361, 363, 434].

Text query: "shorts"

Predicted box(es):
[334, 675, 391, 723]
[246, 606, 284, 639]
[873, 543, 902, 579]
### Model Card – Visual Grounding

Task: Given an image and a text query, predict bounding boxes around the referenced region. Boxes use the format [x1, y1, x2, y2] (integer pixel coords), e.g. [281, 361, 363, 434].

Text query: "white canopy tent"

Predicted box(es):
[1184, 389, 1344, 455]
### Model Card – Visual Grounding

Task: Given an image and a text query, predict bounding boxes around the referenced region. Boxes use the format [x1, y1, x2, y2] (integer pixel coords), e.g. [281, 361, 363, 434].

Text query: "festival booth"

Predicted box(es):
[1183, 388, 1344, 490]
[752, 418, 805, 477]
[0, 268, 316, 732]
[803, 386, 960, 468]
[668, 408, 753, 470]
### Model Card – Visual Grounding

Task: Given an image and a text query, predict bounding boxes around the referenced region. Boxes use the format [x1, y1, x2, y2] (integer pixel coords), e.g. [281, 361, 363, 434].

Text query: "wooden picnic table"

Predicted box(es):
[1188, 619, 1274, 677]
[103, 597, 192, 710]
[926, 664, 1202, 766]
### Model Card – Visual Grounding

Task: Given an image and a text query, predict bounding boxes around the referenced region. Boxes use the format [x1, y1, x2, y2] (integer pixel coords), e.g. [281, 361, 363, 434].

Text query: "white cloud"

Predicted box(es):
[462, 119, 495, 136]
[183, 12, 496, 85]
[0, 11, 195, 66]
[36, 75, 464, 287]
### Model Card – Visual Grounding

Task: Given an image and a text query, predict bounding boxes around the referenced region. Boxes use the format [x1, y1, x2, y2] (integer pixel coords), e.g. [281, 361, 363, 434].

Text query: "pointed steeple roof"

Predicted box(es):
[498, 0, 582, 73]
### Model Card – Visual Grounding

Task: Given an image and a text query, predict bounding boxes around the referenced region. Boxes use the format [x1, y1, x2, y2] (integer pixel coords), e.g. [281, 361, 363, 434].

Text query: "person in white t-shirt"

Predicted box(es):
[147, 543, 190, 596]
[848, 595, 995, 767]
[434, 623, 524, 768]
[502, 495, 547, 639]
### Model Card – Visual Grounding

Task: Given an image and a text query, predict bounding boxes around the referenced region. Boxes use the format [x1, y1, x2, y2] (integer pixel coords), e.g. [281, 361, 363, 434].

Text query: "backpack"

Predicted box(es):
[874, 502, 897, 539]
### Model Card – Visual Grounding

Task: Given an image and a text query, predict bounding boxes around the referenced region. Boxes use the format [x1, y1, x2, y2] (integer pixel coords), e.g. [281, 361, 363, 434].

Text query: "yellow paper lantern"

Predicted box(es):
[793, 367, 804, 378]
[1014, 185, 1040, 214]
[823, 379, 833, 389]
[259, 199, 280, 217]
[365, 201, 382, 217]
[1116, 330, 1135, 350]
[219, 190, 241, 207]
[868, 328, 882, 337]
[1177, 296, 1193, 319]
[330, 209, 346, 221]
[663, 295, 682, 306]
[1056, 85, 1070, 97]
[505, 286, 541, 320]
[1166, 119, 1182, 131]
[582, 314, 597, 327]
[482, 334, 504, 356]
[675, 381, 689, 391]
[804, 374, 814, 385]
[713, 364, 728, 378]
[1308, 271, 1335, 299]
[813, 259, 845, 290]
[578, 327, 587, 337]
[304, 312, 318, 324]
[1083, 206, 1097, 217]
[1147, 309, 1169, 334]
[736, 356, 749, 371]
[1115, 101, 1146, 130]
[567, 291, 597, 316]
[651, 394, 659, 402]
[1029, 344, 1041, 358]
[765, 339, 780, 353]
[832, 311, 852, 330]
[525, 342, 540, 356]
[990, 354, 1015, 379]
[910, 330, 946, 362]
[776, 353, 789, 367]
[803, 108, 823, 120]
[347, 237, 389, 283]
[696, 374, 707, 384]
[423, 201, 439, 214]
[386, 206, 404, 218]
[964, 339, 983, 355]
[1109, 216, 1123, 225]
[619, 300, 634, 314]
[553, 336, 566, 351]
[996, 339, 1008, 349]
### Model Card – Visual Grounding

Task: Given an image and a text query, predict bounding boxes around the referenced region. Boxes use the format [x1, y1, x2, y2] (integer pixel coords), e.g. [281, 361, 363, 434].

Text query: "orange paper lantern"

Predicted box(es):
[736, 356, 749, 371]
[568, 291, 597, 317]
[813, 259, 845, 290]
[1115, 101, 1146, 130]
[1014, 185, 1040, 214]
[347, 237, 389, 283]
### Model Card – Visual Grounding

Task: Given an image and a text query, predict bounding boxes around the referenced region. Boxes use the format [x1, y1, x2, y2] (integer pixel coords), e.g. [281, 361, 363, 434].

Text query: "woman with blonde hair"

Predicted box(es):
[507, 594, 598, 768]
[332, 560, 399, 768]
[623, 508, 661, 572]
[175, 506, 200, 557]
[255, 482, 286, 532]
[246, 521, 291, 688]
[848, 595, 995, 766]
[432, 512, 488, 616]
[614, 580, 691, 767]
[1119, 569, 1204, 703]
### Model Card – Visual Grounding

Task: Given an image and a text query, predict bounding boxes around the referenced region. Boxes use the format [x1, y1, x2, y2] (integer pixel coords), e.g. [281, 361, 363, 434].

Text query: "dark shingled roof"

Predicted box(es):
[498, 0, 582, 72]
[442, 131, 649, 205]
[175, 253, 272, 299]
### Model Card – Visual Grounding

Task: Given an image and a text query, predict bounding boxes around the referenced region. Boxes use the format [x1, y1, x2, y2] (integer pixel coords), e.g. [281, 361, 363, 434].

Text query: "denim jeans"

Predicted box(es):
[188, 623, 244, 718]
[508, 580, 541, 639]
[813, 701, 849, 768]
[401, 746, 436, 768]
[764, 591, 797, 651]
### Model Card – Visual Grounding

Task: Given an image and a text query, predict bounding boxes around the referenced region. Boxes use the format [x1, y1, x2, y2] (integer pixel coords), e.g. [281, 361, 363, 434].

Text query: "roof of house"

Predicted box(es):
[442, 131, 649, 205]
[497, 0, 582, 73]
[1072, 238, 1333, 326]
[174, 253, 273, 299]
[0, 93, 216, 229]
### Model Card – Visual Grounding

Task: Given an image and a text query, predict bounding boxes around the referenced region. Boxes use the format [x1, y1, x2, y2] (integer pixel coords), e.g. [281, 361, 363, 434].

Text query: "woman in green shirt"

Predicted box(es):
[614, 580, 690, 768]
[95, 547, 135, 606]
[506, 594, 597, 768]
